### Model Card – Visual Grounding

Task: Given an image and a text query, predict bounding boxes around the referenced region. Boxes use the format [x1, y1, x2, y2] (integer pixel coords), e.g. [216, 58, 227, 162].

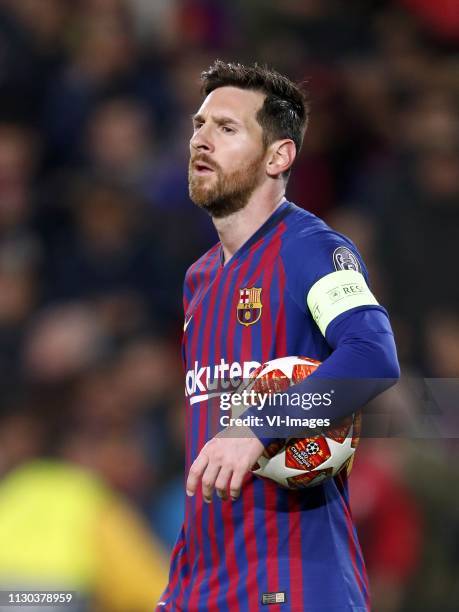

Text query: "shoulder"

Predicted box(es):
[185, 243, 221, 283]
[183, 243, 220, 311]
[282, 204, 362, 263]
[281, 203, 367, 280]
[278, 204, 375, 319]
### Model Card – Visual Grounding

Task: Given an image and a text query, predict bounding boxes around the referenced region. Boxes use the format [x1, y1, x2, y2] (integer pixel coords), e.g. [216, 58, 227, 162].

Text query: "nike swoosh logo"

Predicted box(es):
[183, 315, 193, 332]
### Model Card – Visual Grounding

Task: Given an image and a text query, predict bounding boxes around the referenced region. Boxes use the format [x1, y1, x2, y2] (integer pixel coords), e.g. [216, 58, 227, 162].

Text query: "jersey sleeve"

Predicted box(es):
[282, 228, 383, 338]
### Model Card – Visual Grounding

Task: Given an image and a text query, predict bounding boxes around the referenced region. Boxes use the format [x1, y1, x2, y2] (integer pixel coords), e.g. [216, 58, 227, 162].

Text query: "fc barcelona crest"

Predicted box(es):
[237, 287, 263, 327]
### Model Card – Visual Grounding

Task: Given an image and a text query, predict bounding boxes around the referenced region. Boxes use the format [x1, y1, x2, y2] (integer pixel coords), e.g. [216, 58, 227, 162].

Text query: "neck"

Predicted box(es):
[213, 184, 286, 265]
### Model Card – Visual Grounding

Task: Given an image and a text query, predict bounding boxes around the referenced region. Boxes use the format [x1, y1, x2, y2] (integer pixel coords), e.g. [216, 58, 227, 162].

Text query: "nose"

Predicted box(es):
[190, 125, 214, 153]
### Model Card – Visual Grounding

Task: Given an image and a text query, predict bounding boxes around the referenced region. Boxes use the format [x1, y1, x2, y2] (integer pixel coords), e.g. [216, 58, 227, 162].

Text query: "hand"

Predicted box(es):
[186, 426, 264, 502]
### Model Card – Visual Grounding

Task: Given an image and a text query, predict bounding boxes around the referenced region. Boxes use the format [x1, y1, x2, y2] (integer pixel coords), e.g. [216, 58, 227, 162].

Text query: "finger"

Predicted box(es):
[186, 453, 209, 497]
[229, 467, 247, 501]
[202, 462, 221, 503]
[215, 466, 233, 501]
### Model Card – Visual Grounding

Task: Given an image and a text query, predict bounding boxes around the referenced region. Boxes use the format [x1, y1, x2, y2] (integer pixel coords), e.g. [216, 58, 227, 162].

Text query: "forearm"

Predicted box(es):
[248, 309, 400, 443]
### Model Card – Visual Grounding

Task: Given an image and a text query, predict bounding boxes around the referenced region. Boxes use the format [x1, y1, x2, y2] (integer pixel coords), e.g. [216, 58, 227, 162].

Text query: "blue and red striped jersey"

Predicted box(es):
[158, 201, 373, 611]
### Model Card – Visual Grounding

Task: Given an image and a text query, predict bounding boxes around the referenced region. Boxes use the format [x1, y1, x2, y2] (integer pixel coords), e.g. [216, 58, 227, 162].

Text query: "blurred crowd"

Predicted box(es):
[0, 0, 457, 610]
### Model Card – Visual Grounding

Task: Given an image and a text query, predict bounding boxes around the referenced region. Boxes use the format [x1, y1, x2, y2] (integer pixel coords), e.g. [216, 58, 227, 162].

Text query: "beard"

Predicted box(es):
[188, 151, 265, 218]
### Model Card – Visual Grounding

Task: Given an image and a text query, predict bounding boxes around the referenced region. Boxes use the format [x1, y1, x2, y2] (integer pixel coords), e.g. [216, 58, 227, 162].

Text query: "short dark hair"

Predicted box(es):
[201, 60, 309, 176]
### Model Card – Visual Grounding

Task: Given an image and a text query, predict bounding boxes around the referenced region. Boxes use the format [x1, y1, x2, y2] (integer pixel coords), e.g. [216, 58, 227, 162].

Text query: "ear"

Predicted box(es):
[266, 139, 296, 178]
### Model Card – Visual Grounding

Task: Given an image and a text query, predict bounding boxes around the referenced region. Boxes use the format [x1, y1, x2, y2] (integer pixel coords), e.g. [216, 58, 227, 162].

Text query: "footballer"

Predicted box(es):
[158, 61, 399, 611]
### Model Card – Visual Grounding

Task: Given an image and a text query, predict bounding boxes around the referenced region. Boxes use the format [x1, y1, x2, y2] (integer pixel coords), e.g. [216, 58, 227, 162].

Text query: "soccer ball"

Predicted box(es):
[244, 356, 361, 489]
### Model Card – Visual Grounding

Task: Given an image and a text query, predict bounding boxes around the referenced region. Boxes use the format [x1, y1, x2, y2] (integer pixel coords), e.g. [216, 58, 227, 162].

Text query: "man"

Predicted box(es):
[158, 61, 399, 611]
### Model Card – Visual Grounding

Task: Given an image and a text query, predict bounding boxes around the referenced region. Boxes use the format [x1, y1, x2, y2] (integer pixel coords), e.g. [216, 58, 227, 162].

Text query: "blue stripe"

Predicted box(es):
[276, 487, 292, 610]
[253, 479, 269, 603]
[339, 479, 369, 602]
[166, 529, 189, 604]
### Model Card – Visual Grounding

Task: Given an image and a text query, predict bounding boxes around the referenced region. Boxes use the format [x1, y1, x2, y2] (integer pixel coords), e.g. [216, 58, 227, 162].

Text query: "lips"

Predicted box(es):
[192, 159, 215, 174]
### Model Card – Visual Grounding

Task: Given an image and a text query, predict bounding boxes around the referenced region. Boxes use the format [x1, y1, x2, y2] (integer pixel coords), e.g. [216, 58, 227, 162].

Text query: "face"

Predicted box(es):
[188, 86, 267, 218]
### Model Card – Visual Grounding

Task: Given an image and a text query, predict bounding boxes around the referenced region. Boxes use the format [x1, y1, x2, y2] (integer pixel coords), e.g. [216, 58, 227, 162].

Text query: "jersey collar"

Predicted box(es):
[219, 200, 294, 267]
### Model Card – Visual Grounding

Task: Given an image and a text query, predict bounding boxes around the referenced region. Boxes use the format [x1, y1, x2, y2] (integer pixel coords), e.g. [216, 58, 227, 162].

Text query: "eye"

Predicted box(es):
[221, 125, 235, 134]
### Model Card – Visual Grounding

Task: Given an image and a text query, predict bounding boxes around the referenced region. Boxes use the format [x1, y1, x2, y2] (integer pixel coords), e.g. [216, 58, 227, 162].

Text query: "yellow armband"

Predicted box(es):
[307, 270, 378, 336]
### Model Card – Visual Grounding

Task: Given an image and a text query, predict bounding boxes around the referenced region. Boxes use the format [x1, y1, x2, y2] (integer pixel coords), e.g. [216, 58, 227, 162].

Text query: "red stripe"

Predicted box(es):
[183, 248, 219, 367]
[274, 256, 287, 357]
[170, 544, 188, 601]
[259, 231, 281, 358]
[361, 548, 371, 610]
[204, 263, 238, 611]
[185, 261, 223, 611]
[162, 533, 186, 604]
[187, 244, 221, 311]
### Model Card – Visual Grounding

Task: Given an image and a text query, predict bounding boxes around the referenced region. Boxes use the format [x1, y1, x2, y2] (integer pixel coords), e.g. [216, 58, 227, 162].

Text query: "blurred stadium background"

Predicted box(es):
[0, 0, 457, 610]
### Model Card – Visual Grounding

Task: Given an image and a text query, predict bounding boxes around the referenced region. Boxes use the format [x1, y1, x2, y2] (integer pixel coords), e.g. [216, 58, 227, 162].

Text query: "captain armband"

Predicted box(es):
[306, 270, 379, 336]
